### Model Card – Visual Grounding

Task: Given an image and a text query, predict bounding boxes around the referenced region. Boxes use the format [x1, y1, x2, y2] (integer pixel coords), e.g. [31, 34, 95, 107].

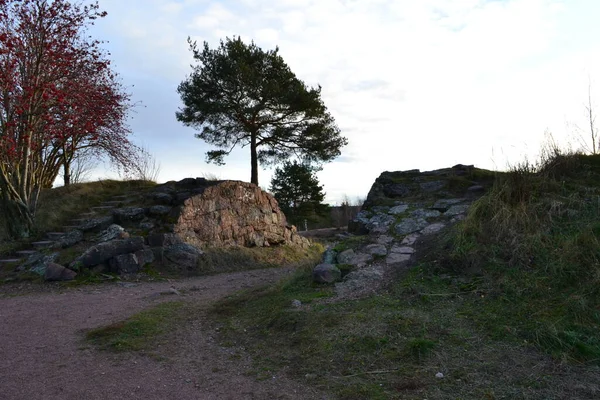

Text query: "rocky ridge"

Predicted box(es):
[313, 164, 495, 298]
[2, 178, 309, 281]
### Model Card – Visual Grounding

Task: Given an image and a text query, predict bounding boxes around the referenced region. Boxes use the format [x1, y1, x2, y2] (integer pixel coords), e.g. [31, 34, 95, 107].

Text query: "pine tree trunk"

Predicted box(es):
[250, 132, 259, 185]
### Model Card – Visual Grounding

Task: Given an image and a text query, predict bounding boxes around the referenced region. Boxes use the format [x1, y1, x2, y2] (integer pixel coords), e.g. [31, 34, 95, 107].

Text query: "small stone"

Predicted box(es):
[390, 246, 415, 254]
[386, 253, 411, 265]
[376, 235, 394, 245]
[44, 263, 77, 281]
[401, 233, 420, 245]
[435, 372, 444, 379]
[395, 218, 429, 235]
[365, 244, 388, 257]
[291, 299, 302, 308]
[445, 204, 470, 217]
[421, 223, 446, 235]
[312, 263, 342, 283]
[411, 209, 442, 219]
[169, 287, 182, 296]
[388, 204, 409, 215]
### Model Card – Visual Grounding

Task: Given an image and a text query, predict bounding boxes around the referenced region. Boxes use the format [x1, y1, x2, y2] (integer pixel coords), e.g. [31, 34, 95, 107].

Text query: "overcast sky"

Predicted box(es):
[86, 0, 600, 204]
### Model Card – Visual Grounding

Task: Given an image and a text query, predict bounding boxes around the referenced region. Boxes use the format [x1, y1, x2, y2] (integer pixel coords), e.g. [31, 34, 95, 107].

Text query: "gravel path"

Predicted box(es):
[0, 268, 329, 400]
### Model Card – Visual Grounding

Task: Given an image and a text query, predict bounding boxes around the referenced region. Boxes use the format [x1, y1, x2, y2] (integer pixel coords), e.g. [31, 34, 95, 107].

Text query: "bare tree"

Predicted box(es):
[122, 145, 161, 182]
[585, 80, 598, 154]
[58, 149, 95, 186]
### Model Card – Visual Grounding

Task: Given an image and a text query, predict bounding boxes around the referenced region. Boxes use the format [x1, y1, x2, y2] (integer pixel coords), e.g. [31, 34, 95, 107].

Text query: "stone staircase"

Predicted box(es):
[0, 192, 142, 271]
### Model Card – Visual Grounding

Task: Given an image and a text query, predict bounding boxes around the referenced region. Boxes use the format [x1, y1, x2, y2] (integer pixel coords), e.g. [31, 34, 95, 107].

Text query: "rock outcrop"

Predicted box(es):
[316, 164, 495, 299]
[148, 179, 309, 249]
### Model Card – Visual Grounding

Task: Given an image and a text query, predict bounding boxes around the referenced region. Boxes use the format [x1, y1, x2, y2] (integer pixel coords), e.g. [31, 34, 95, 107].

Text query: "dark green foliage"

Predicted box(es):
[176, 36, 347, 185]
[269, 161, 329, 226]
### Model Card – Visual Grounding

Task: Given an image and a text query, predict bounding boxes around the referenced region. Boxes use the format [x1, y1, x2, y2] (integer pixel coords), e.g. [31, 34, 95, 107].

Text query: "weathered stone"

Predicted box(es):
[395, 218, 429, 235]
[421, 223, 446, 235]
[386, 253, 411, 265]
[55, 229, 84, 248]
[163, 243, 204, 269]
[148, 205, 172, 216]
[18, 252, 58, 273]
[44, 263, 77, 281]
[335, 266, 385, 297]
[312, 263, 342, 283]
[109, 254, 141, 274]
[411, 209, 442, 219]
[172, 180, 309, 248]
[149, 192, 173, 205]
[139, 222, 155, 230]
[95, 224, 125, 243]
[376, 235, 394, 245]
[388, 204, 409, 215]
[78, 216, 114, 232]
[365, 244, 388, 257]
[390, 245, 415, 254]
[431, 198, 464, 212]
[445, 204, 470, 216]
[401, 233, 421, 245]
[420, 180, 446, 192]
[383, 183, 412, 198]
[135, 249, 155, 267]
[112, 207, 147, 223]
[337, 249, 373, 266]
[78, 237, 145, 268]
[366, 214, 395, 234]
[322, 248, 338, 264]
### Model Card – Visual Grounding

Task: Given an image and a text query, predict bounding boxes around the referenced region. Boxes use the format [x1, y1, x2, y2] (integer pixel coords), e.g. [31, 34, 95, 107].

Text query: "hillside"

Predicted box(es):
[205, 154, 600, 399]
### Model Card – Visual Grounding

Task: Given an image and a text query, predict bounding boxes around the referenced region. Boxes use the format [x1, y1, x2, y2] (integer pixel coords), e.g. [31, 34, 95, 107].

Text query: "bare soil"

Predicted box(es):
[0, 268, 329, 400]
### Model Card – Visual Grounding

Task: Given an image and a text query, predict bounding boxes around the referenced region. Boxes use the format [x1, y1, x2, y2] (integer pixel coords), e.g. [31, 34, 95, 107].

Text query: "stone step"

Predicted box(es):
[71, 219, 87, 225]
[15, 250, 38, 258]
[90, 206, 114, 212]
[62, 226, 79, 231]
[102, 200, 124, 206]
[46, 232, 66, 240]
[79, 212, 97, 218]
[31, 240, 55, 249]
[0, 258, 22, 266]
[111, 195, 130, 200]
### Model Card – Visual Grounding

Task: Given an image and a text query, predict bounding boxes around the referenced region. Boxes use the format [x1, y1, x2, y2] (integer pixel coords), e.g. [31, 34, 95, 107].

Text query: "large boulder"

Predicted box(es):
[163, 243, 204, 270]
[77, 237, 145, 268]
[171, 180, 309, 248]
[44, 263, 77, 281]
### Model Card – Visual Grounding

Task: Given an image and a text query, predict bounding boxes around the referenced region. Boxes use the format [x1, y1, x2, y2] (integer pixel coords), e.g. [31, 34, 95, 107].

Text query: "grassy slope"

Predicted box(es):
[73, 155, 600, 399]
[206, 153, 600, 399]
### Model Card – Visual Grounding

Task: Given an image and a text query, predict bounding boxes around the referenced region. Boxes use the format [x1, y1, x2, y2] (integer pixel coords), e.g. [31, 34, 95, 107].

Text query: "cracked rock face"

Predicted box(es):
[172, 181, 309, 249]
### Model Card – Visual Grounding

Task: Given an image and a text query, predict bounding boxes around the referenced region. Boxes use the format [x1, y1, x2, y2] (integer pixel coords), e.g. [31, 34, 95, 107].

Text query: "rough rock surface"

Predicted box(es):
[312, 263, 342, 283]
[326, 164, 494, 298]
[44, 263, 77, 281]
[171, 180, 309, 248]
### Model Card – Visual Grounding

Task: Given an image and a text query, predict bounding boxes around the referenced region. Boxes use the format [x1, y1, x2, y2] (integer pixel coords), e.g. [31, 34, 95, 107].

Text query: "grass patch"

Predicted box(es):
[208, 152, 600, 399]
[85, 301, 185, 352]
[446, 152, 600, 363]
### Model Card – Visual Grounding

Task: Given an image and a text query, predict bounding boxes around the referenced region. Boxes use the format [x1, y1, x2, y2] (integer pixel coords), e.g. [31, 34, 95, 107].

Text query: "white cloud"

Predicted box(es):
[85, 0, 600, 203]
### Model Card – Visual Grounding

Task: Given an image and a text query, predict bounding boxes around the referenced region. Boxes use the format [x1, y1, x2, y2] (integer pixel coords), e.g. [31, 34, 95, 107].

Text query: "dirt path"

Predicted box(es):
[0, 268, 329, 400]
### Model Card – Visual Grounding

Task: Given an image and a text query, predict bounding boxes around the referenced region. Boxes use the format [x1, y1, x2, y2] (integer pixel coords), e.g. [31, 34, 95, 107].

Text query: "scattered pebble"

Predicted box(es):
[435, 372, 444, 379]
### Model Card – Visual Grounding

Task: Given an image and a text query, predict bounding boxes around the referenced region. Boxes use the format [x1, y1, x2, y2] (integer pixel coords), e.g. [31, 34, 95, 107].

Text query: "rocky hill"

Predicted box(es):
[312, 164, 496, 297]
[0, 178, 310, 282]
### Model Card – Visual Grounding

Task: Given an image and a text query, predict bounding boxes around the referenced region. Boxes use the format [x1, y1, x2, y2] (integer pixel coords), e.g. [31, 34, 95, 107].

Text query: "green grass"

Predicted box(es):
[85, 301, 185, 352]
[205, 152, 600, 399]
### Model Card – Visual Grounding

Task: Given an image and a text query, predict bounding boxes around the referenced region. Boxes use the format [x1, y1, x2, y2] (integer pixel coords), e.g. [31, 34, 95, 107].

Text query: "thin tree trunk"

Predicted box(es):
[250, 132, 258, 185]
[63, 160, 71, 186]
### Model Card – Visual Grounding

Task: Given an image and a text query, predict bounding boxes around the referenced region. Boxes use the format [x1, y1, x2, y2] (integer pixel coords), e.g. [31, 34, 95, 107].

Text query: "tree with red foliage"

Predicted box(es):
[0, 0, 137, 238]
